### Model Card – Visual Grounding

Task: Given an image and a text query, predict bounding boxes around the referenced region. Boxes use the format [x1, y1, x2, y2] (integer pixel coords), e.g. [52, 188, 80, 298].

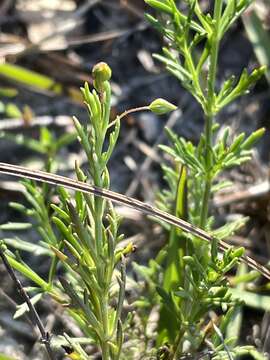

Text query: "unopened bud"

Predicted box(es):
[149, 98, 177, 115]
[92, 62, 112, 92]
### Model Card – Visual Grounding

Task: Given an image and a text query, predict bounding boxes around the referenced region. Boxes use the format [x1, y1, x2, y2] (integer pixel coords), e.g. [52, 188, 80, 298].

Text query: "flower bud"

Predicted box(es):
[149, 98, 177, 115]
[207, 269, 219, 283]
[92, 62, 112, 92]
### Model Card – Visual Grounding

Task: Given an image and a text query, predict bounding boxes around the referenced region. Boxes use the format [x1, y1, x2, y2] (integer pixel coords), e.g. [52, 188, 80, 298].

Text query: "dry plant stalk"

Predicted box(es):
[0, 161, 269, 280]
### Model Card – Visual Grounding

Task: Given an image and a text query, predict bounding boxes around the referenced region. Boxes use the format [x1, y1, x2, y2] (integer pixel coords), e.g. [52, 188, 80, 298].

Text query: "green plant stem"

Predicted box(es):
[207, 0, 222, 110]
[108, 106, 149, 129]
[94, 197, 103, 259]
[183, 43, 204, 102]
[199, 173, 212, 229]
[200, 0, 223, 229]
[172, 327, 185, 360]
[48, 255, 57, 285]
[94, 191, 111, 359]
[100, 293, 110, 360]
[92, 174, 110, 358]
[200, 117, 213, 229]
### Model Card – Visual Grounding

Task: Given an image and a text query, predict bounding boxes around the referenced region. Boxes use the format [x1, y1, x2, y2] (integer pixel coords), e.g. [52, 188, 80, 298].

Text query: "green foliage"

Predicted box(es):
[0, 1, 268, 359]
[145, 0, 265, 116]
[0, 60, 177, 358]
[1, 64, 127, 359]
[143, 0, 268, 359]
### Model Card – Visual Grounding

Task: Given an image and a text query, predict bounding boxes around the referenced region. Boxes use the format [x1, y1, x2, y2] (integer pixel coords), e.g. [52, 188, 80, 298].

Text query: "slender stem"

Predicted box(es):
[0, 245, 54, 360]
[94, 194, 103, 259]
[171, 327, 185, 360]
[92, 84, 114, 359]
[183, 43, 204, 102]
[48, 255, 57, 285]
[92, 152, 110, 359]
[207, 0, 223, 111]
[199, 172, 212, 229]
[94, 198, 110, 360]
[108, 106, 149, 129]
[200, 0, 223, 228]
[200, 114, 213, 229]
[100, 294, 110, 360]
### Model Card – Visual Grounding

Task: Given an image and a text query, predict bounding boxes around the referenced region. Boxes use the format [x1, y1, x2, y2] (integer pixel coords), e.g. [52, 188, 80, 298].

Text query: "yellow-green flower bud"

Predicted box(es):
[92, 62, 112, 92]
[207, 269, 219, 283]
[149, 98, 177, 115]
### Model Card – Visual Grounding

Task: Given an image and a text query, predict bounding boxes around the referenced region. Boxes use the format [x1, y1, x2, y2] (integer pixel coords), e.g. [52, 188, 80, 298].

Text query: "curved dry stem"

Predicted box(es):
[0, 162, 269, 280]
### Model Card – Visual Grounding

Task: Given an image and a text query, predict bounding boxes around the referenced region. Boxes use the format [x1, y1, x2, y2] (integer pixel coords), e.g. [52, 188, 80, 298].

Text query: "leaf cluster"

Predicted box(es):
[145, 0, 266, 116]
[160, 125, 264, 179]
[0, 65, 130, 359]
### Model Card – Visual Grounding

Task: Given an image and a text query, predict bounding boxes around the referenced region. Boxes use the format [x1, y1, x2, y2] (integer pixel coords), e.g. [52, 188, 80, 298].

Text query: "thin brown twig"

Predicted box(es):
[0, 162, 269, 280]
[120, 0, 145, 19]
[68, 22, 147, 47]
[0, 244, 54, 360]
[0, 286, 37, 334]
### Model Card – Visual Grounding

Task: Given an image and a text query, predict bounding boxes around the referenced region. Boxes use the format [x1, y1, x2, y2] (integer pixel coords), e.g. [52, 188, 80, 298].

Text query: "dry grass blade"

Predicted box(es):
[0, 162, 269, 280]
